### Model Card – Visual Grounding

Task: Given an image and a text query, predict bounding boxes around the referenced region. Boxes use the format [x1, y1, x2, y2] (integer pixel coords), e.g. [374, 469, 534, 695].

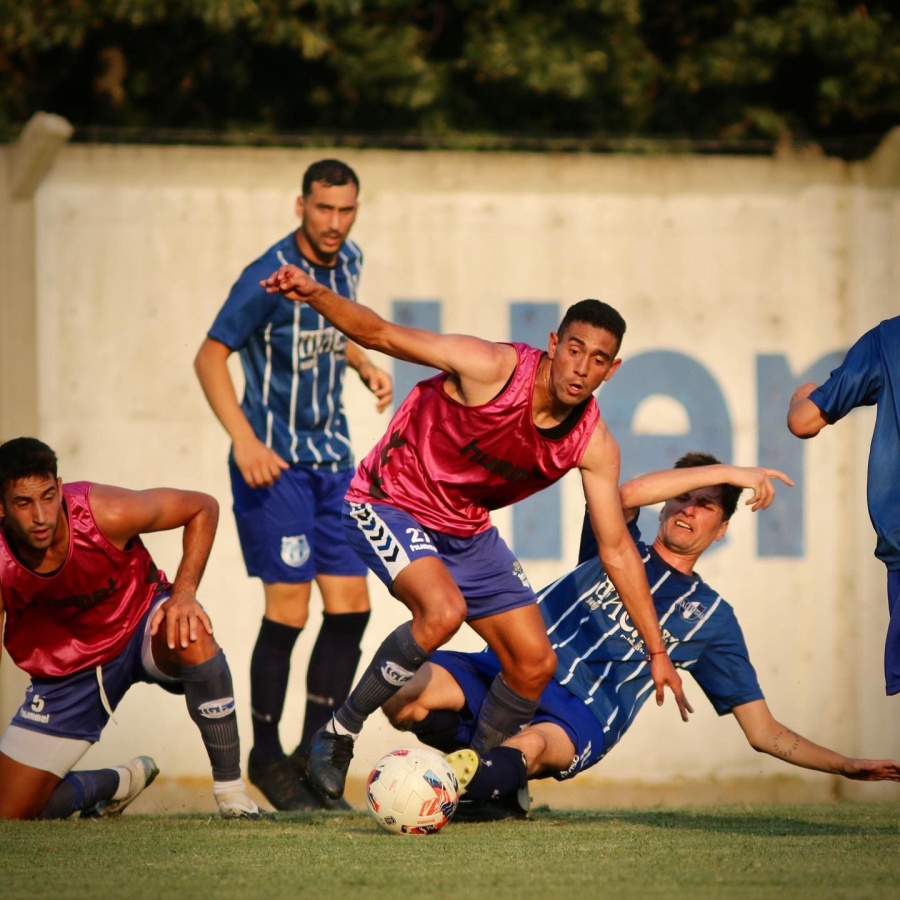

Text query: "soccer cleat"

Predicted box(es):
[214, 782, 272, 819]
[445, 748, 480, 796]
[451, 786, 531, 823]
[80, 756, 159, 818]
[307, 724, 354, 800]
[248, 754, 320, 811]
[287, 747, 352, 811]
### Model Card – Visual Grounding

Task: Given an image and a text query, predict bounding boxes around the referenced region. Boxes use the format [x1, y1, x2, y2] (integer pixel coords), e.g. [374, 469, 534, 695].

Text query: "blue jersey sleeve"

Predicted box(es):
[809, 326, 882, 423]
[208, 256, 280, 351]
[687, 608, 764, 715]
[577, 508, 641, 564]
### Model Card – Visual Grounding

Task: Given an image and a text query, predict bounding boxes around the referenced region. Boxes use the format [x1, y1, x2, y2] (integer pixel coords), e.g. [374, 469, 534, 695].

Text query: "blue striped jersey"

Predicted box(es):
[810, 316, 900, 568]
[539, 514, 763, 760]
[208, 231, 363, 469]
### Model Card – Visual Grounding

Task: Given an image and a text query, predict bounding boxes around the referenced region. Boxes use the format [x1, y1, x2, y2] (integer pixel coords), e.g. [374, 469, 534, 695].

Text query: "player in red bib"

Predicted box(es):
[263, 266, 693, 802]
[0, 437, 265, 819]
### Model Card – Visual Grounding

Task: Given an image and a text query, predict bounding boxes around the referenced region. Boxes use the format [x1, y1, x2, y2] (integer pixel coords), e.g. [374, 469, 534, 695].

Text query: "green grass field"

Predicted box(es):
[2, 803, 898, 900]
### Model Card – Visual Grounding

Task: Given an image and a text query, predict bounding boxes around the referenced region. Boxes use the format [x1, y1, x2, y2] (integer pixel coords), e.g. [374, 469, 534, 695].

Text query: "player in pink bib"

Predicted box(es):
[262, 265, 694, 802]
[0, 437, 265, 820]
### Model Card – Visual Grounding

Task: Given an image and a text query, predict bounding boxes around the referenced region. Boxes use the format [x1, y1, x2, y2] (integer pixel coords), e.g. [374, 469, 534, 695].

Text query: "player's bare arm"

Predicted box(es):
[261, 264, 517, 404]
[346, 342, 393, 413]
[732, 699, 900, 781]
[90, 484, 218, 649]
[620, 464, 795, 521]
[194, 337, 289, 488]
[579, 425, 693, 721]
[787, 382, 831, 438]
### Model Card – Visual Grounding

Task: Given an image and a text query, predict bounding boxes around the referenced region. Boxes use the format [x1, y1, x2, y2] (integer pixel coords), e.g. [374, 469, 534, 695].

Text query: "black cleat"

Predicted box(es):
[307, 726, 354, 800]
[248, 754, 318, 812]
[451, 787, 531, 823]
[288, 747, 353, 811]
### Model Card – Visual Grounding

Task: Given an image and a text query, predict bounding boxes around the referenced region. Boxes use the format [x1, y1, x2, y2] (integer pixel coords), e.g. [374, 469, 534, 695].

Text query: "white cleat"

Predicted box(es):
[81, 756, 159, 818]
[214, 781, 273, 819]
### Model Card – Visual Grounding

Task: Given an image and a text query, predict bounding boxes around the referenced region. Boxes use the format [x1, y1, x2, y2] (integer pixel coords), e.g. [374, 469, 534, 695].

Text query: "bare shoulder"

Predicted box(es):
[88, 483, 143, 546]
[447, 338, 519, 404]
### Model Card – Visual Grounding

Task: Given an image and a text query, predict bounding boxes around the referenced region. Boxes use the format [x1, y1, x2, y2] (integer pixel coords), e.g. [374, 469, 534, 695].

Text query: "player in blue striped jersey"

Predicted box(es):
[385, 453, 900, 819]
[194, 160, 392, 810]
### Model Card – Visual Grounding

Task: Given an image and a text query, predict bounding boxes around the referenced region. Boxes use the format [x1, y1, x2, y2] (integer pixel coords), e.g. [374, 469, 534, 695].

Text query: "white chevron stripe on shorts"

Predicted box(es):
[348, 503, 412, 580]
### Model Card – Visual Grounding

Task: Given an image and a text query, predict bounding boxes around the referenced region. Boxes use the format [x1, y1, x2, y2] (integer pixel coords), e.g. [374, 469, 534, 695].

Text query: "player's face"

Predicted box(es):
[0, 475, 64, 554]
[295, 180, 359, 265]
[658, 486, 729, 556]
[547, 323, 621, 406]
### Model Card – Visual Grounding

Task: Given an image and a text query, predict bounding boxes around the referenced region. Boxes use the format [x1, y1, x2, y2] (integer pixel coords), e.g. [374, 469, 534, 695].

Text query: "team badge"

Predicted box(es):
[512, 561, 532, 589]
[280, 534, 310, 568]
[677, 599, 707, 621]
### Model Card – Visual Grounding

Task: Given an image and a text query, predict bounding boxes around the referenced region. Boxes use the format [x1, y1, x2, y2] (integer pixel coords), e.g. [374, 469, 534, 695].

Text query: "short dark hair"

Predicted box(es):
[673, 451, 741, 520]
[302, 159, 360, 196]
[558, 299, 626, 352]
[0, 437, 58, 496]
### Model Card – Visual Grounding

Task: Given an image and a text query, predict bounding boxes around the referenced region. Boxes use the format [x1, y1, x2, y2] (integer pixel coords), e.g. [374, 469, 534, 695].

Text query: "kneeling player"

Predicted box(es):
[0, 437, 266, 820]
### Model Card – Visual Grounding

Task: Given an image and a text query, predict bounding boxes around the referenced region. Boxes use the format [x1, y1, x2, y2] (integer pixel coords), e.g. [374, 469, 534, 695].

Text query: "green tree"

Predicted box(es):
[1, 0, 897, 155]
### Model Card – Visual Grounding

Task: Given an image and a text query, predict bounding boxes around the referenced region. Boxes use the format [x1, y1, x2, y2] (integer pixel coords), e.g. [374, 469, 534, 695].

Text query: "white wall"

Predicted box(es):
[1, 137, 898, 804]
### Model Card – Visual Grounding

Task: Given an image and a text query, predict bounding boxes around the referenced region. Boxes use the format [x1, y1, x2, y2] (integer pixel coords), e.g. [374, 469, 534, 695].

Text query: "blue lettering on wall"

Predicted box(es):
[600, 350, 733, 556]
[601, 350, 734, 479]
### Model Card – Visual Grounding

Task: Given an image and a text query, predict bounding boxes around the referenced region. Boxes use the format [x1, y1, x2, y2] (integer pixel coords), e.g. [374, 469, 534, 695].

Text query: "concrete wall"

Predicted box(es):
[1, 125, 898, 806]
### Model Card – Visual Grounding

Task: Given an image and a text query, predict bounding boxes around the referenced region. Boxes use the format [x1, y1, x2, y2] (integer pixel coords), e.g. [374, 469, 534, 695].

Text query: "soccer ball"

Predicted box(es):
[365, 747, 460, 835]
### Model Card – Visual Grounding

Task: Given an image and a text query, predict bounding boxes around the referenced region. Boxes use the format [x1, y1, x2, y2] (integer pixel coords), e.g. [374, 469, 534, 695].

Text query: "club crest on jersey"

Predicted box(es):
[281, 534, 310, 568]
[677, 598, 707, 621]
[512, 561, 532, 588]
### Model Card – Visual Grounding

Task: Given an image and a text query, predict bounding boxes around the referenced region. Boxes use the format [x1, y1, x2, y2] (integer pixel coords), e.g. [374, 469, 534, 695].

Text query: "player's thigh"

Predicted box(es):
[505, 722, 575, 776]
[386, 661, 468, 725]
[468, 603, 556, 687]
[263, 580, 314, 627]
[0, 727, 91, 820]
[391, 556, 468, 649]
[344, 502, 466, 632]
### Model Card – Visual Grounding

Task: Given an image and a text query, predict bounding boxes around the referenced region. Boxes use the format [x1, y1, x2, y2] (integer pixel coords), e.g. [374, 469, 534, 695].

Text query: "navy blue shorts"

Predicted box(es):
[886, 569, 900, 695]
[343, 502, 536, 621]
[431, 649, 607, 781]
[9, 595, 183, 743]
[230, 459, 368, 583]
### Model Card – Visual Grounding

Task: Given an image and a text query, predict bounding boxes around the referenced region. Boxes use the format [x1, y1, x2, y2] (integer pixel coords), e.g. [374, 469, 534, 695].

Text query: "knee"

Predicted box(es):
[264, 583, 311, 628]
[412, 599, 466, 651]
[0, 795, 43, 820]
[536, 647, 558, 684]
[507, 647, 557, 695]
[156, 627, 221, 671]
[382, 695, 417, 730]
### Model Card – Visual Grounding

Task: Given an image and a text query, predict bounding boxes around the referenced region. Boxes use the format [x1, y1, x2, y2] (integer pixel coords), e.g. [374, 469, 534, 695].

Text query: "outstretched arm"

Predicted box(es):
[261, 264, 516, 402]
[733, 699, 900, 781]
[90, 484, 219, 650]
[194, 336, 289, 488]
[580, 425, 693, 721]
[787, 382, 831, 438]
[620, 464, 794, 520]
